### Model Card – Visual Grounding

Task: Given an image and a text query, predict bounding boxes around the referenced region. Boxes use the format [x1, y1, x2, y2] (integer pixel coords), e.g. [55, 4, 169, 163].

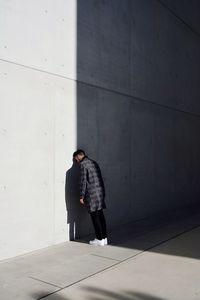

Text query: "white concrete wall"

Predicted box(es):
[0, 0, 77, 261]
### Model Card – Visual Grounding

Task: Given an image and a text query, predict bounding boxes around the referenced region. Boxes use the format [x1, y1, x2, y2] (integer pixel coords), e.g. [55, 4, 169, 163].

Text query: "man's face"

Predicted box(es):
[74, 154, 83, 163]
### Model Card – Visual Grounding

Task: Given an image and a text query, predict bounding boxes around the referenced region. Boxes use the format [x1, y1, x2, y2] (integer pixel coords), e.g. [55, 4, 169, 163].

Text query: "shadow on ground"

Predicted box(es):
[82, 287, 168, 300]
[33, 288, 168, 300]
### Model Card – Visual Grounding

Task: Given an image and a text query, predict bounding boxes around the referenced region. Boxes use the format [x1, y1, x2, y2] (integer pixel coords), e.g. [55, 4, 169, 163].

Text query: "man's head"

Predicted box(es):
[73, 149, 86, 163]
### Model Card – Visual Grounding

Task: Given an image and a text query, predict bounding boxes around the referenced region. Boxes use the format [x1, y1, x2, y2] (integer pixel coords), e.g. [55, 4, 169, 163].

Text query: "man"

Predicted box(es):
[73, 149, 108, 246]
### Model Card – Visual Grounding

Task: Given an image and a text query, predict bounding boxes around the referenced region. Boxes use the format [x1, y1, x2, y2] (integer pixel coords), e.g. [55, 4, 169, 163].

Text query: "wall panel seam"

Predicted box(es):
[76, 80, 200, 119]
[1, 58, 200, 118]
[157, 0, 200, 39]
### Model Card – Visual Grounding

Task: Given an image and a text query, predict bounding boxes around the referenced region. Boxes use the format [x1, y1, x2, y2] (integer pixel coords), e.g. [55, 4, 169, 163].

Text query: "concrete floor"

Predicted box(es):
[1, 208, 200, 300]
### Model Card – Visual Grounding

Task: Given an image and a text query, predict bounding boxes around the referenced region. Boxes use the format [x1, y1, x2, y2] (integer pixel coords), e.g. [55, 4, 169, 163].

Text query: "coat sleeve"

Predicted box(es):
[79, 163, 87, 198]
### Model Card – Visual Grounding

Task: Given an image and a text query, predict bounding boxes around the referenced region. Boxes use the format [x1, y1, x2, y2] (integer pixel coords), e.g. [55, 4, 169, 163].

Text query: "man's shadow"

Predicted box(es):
[65, 159, 86, 240]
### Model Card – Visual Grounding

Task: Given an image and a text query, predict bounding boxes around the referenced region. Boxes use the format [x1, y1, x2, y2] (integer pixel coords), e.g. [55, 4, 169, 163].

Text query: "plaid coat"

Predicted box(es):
[79, 157, 106, 213]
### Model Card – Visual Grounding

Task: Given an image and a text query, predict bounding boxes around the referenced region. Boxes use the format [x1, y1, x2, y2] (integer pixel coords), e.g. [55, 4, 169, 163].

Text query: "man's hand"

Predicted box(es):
[80, 198, 84, 205]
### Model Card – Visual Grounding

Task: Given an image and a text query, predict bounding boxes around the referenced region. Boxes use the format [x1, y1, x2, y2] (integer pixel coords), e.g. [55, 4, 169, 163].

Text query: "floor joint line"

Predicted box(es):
[90, 253, 121, 262]
[29, 276, 62, 289]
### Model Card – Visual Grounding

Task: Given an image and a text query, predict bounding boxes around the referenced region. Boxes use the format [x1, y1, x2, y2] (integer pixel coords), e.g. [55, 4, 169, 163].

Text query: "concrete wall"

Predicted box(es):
[76, 0, 200, 235]
[0, 0, 77, 261]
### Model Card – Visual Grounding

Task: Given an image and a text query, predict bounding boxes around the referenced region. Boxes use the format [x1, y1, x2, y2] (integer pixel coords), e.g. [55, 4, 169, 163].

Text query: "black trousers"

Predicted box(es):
[90, 209, 107, 240]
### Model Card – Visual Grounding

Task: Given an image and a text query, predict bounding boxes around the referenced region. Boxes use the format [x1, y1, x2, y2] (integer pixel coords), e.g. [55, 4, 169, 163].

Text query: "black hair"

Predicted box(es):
[73, 149, 86, 158]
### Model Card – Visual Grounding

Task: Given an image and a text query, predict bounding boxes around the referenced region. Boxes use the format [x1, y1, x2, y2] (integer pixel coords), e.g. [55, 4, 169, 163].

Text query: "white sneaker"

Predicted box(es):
[89, 239, 104, 246]
[104, 238, 108, 245]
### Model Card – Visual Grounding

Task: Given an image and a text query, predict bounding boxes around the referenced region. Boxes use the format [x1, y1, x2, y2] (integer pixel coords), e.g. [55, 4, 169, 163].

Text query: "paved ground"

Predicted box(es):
[1, 208, 200, 300]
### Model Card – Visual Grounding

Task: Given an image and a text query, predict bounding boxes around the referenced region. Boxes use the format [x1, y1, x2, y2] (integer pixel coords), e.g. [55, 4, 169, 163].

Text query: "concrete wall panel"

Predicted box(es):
[0, 61, 53, 260]
[0, 60, 76, 260]
[77, 0, 131, 94]
[131, 0, 200, 114]
[154, 106, 175, 211]
[131, 100, 200, 219]
[0, 0, 77, 79]
[174, 113, 193, 208]
[77, 83, 99, 159]
[131, 101, 155, 219]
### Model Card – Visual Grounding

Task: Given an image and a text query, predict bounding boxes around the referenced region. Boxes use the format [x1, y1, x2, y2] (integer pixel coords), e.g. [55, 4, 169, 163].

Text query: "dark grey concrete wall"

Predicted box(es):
[76, 0, 200, 236]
